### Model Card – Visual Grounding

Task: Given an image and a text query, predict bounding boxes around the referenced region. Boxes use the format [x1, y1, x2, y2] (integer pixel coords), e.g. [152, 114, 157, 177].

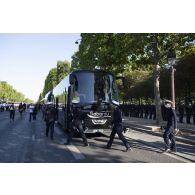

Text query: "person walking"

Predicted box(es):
[23, 103, 26, 112]
[18, 102, 24, 117]
[66, 105, 89, 146]
[9, 103, 15, 122]
[106, 102, 132, 152]
[29, 104, 34, 122]
[163, 100, 179, 153]
[32, 104, 38, 120]
[44, 102, 57, 140]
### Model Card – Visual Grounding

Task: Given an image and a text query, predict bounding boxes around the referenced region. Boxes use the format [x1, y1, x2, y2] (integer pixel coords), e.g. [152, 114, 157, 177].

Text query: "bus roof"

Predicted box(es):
[71, 69, 113, 75]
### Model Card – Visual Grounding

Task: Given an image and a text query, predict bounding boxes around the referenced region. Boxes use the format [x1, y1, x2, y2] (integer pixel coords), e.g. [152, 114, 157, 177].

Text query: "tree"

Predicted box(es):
[175, 54, 195, 100]
[71, 33, 195, 125]
[41, 60, 71, 98]
[118, 70, 153, 102]
[71, 33, 140, 74]
[42, 68, 57, 97]
[56, 60, 71, 84]
[0, 81, 32, 102]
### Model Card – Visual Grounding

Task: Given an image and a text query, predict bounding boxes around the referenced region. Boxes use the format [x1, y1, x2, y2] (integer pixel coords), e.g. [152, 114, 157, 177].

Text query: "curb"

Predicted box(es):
[122, 118, 195, 135]
[123, 122, 195, 146]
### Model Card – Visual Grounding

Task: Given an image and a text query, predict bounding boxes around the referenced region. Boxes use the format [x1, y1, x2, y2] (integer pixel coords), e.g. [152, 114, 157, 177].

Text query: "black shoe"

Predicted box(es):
[84, 143, 89, 147]
[170, 149, 177, 153]
[106, 145, 111, 149]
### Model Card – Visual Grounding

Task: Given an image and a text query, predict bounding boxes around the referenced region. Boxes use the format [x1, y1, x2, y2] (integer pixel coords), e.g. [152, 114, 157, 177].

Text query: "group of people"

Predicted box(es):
[120, 103, 156, 120]
[107, 100, 179, 153]
[28, 104, 38, 121]
[42, 101, 133, 152]
[43, 99, 179, 153]
[8, 102, 26, 122]
[177, 101, 195, 124]
[120, 101, 195, 126]
[4, 99, 179, 153]
[7, 103, 39, 122]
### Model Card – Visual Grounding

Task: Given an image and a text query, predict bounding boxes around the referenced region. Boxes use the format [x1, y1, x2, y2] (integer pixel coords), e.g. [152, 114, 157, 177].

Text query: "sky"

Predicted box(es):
[0, 33, 80, 101]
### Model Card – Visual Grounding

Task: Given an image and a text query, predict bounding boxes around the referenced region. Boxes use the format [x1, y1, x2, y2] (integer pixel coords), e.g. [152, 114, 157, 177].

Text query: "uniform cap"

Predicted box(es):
[112, 100, 120, 106]
[164, 100, 173, 104]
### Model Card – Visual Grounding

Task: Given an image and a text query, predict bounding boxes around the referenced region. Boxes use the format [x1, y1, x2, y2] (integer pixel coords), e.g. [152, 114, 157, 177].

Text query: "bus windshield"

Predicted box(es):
[72, 71, 119, 104]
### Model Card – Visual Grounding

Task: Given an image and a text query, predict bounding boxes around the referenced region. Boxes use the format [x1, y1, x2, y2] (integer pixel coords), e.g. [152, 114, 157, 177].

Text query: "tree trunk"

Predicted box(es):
[153, 34, 162, 125]
[154, 64, 162, 125]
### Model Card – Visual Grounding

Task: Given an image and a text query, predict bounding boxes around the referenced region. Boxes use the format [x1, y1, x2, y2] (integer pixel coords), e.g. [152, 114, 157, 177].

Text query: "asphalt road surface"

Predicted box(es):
[0, 111, 194, 163]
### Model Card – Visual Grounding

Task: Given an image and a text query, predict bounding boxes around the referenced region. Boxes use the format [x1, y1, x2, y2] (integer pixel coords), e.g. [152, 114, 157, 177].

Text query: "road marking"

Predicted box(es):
[66, 145, 85, 160]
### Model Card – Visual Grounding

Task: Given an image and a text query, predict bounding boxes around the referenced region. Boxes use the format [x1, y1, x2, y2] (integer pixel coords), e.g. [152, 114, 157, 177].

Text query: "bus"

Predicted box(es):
[44, 69, 123, 133]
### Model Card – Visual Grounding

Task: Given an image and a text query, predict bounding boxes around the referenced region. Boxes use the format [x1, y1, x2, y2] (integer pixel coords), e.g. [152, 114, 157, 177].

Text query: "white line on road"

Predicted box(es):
[66, 145, 85, 160]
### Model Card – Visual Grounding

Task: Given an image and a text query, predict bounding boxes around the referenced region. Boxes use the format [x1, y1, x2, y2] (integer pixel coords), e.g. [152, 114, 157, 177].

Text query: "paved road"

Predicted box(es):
[0, 111, 194, 163]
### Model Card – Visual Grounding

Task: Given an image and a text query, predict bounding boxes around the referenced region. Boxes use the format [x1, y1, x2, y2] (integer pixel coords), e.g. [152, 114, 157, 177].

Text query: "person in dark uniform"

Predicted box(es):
[106, 102, 132, 152]
[18, 102, 24, 117]
[144, 104, 149, 119]
[66, 106, 89, 146]
[23, 103, 26, 112]
[192, 101, 195, 125]
[161, 103, 166, 121]
[152, 104, 156, 120]
[32, 104, 38, 120]
[44, 102, 57, 140]
[185, 102, 192, 124]
[140, 104, 144, 118]
[163, 100, 179, 153]
[149, 104, 154, 119]
[178, 101, 185, 123]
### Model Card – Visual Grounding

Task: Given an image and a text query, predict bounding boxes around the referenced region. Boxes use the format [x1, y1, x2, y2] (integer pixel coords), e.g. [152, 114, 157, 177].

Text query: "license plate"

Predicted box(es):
[93, 129, 104, 133]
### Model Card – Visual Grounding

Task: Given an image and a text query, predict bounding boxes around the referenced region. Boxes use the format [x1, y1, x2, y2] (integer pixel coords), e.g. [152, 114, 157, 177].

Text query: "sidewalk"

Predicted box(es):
[122, 117, 195, 146]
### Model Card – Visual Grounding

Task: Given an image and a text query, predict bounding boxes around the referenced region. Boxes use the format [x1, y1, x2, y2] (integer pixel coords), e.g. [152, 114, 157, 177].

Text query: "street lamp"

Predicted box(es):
[75, 38, 81, 44]
[167, 49, 176, 109]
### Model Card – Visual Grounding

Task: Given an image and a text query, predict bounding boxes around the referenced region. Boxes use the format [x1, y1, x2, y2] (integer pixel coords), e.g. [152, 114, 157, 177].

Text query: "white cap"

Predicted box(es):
[164, 100, 173, 104]
[112, 100, 119, 106]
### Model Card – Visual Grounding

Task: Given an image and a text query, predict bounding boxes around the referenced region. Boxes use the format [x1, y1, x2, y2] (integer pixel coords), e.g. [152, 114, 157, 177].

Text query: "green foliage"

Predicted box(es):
[175, 54, 195, 99]
[0, 81, 32, 102]
[42, 60, 71, 98]
[118, 70, 153, 101]
[71, 33, 195, 102]
[56, 60, 71, 83]
[71, 33, 149, 74]
[72, 33, 195, 71]
[42, 67, 57, 97]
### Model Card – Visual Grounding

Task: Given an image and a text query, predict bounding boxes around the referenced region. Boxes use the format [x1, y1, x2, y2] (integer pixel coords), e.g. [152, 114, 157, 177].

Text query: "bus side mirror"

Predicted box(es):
[69, 74, 75, 84]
